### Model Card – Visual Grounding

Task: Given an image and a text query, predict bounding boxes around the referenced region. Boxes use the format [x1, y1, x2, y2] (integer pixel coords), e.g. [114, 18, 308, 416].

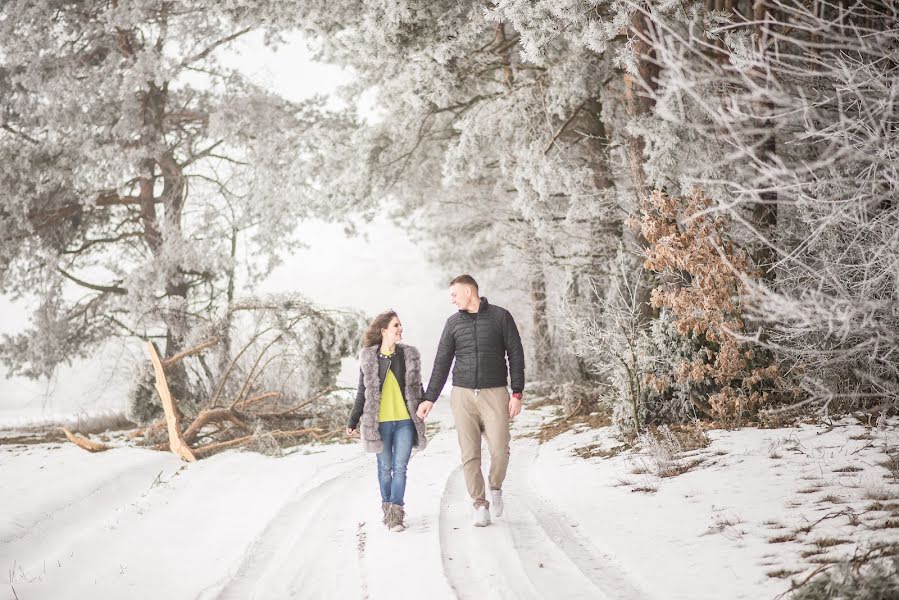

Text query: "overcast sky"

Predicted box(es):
[0, 33, 449, 422]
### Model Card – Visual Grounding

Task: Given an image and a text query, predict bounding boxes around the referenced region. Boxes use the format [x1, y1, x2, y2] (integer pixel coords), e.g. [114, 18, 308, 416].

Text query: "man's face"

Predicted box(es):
[449, 283, 470, 310]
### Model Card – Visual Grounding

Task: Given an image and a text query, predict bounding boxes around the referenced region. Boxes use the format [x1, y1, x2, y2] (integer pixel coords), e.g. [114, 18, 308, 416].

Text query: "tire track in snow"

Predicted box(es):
[202, 454, 371, 600]
[199, 416, 460, 600]
[1, 451, 172, 546]
[356, 520, 370, 600]
[438, 440, 647, 600]
[439, 465, 544, 599]
[513, 439, 647, 600]
[1, 451, 177, 571]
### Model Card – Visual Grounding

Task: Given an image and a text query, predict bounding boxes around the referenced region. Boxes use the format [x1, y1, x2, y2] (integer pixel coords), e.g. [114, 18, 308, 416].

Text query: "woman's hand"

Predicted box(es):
[346, 427, 357, 437]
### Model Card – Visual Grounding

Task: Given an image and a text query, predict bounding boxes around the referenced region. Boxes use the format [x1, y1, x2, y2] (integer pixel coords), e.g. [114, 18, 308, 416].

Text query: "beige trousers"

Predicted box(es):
[449, 386, 511, 509]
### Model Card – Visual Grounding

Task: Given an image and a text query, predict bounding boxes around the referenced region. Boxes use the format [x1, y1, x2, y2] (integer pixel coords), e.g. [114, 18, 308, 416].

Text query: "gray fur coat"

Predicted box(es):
[358, 343, 428, 454]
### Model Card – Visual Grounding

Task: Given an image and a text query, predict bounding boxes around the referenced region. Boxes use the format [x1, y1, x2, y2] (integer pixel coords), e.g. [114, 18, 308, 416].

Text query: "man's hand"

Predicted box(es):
[509, 394, 523, 418]
[345, 427, 357, 437]
[417, 400, 434, 420]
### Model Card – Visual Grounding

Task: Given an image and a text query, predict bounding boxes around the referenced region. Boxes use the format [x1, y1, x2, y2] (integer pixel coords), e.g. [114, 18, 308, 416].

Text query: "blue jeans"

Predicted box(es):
[376, 419, 414, 506]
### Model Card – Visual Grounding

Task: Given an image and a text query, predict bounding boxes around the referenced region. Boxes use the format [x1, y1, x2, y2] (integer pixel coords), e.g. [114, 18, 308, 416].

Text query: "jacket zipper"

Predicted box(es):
[473, 312, 480, 394]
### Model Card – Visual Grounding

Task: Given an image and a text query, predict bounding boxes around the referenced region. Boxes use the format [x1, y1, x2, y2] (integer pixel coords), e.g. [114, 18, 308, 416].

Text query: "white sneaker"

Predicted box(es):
[473, 505, 491, 527]
[490, 489, 504, 518]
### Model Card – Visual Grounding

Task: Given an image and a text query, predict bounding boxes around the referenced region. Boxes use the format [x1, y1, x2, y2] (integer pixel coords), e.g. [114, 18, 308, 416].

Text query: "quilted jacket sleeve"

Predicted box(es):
[503, 310, 526, 394]
[423, 318, 455, 402]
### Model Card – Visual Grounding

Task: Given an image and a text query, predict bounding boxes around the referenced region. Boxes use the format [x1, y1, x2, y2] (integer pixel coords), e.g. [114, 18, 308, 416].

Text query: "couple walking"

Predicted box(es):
[346, 274, 526, 532]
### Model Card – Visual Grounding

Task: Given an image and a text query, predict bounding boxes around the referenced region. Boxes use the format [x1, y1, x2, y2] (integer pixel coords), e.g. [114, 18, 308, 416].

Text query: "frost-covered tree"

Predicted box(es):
[493, 0, 899, 418]
[8, 0, 892, 428]
[637, 0, 899, 412]
[0, 2, 351, 401]
[293, 2, 628, 380]
[294, 0, 898, 419]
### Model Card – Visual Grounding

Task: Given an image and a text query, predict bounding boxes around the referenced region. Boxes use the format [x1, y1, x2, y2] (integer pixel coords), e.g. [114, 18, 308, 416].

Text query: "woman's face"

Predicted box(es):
[381, 316, 403, 345]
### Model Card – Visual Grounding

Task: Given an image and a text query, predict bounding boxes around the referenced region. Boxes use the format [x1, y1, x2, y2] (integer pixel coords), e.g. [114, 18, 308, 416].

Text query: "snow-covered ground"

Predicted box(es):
[1, 400, 897, 600]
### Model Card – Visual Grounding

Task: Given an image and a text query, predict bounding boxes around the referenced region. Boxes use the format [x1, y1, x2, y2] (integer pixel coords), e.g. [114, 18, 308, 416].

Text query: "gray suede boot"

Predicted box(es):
[382, 502, 390, 525]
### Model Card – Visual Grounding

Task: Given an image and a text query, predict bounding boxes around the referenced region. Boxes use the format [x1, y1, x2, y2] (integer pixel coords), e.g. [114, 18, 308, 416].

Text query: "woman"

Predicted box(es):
[346, 310, 428, 532]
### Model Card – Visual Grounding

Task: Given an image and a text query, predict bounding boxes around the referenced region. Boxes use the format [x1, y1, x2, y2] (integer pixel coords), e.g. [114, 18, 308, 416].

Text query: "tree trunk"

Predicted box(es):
[621, 7, 660, 324]
[137, 80, 194, 410]
[570, 97, 617, 381]
[562, 272, 599, 382]
[622, 9, 659, 204]
[752, 0, 778, 284]
[160, 149, 192, 406]
[578, 96, 620, 277]
[218, 225, 239, 376]
[529, 260, 554, 381]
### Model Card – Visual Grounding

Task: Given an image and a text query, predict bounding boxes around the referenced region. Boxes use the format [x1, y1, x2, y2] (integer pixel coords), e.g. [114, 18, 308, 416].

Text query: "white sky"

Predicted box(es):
[0, 32, 447, 421]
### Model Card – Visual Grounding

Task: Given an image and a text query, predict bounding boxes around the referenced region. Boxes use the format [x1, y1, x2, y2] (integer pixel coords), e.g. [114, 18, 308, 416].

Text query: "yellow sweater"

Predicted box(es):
[379, 357, 410, 422]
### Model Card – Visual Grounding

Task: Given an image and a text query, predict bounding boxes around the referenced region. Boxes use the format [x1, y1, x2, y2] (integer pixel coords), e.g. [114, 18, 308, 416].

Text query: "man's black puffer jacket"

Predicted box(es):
[423, 297, 525, 401]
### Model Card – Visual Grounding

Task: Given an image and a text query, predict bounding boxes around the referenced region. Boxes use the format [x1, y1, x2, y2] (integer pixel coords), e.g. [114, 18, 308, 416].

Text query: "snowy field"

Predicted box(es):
[1, 400, 897, 600]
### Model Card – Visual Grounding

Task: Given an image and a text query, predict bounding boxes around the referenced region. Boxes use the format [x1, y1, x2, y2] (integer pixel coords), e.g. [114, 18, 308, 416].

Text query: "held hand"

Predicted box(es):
[508, 395, 523, 418]
[345, 427, 357, 437]
[417, 400, 434, 420]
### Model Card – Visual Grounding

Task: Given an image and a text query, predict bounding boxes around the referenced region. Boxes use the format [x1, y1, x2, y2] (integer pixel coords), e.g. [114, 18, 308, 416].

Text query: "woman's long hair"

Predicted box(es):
[362, 310, 398, 348]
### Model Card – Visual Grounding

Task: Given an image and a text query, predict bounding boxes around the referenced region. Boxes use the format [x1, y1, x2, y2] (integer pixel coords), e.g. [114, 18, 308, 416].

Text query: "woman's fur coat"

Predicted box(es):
[358, 343, 428, 453]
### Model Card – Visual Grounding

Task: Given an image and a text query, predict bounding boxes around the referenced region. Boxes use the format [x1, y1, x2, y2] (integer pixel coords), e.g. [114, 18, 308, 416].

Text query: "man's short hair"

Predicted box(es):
[449, 274, 479, 291]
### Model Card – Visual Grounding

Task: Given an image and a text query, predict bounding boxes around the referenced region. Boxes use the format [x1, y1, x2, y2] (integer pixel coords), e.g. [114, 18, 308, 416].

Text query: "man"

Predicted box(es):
[416, 274, 525, 527]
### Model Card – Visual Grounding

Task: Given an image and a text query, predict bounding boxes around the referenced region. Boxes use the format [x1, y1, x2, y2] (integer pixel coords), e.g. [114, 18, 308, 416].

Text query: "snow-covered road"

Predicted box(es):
[197, 403, 647, 600]
[3, 403, 895, 600]
[0, 403, 650, 600]
[440, 445, 645, 600]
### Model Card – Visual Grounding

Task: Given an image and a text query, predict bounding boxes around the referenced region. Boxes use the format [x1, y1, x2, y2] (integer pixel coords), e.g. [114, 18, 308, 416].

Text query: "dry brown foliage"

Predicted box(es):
[635, 189, 787, 422]
[534, 410, 613, 443]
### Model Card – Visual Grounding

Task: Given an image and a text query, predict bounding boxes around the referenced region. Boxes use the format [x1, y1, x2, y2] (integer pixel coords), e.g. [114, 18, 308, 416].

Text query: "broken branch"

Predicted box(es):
[58, 427, 109, 452]
[147, 341, 196, 462]
[161, 337, 220, 369]
[192, 428, 323, 458]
